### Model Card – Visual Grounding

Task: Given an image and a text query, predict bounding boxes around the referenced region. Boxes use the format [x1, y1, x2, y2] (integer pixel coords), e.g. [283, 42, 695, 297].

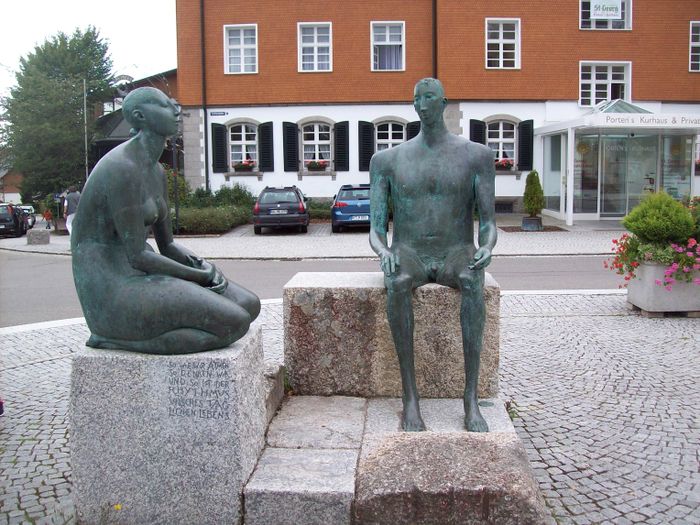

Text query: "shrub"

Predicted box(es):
[622, 192, 694, 244]
[523, 170, 545, 217]
[186, 188, 217, 208]
[684, 196, 700, 240]
[306, 198, 331, 220]
[175, 206, 251, 235]
[163, 167, 190, 205]
[214, 183, 256, 208]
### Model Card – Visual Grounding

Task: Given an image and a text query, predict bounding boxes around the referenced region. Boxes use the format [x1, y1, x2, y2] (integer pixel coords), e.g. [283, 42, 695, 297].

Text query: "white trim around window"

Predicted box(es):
[579, 61, 632, 107]
[486, 119, 517, 162]
[485, 18, 521, 69]
[375, 121, 406, 150]
[370, 21, 406, 72]
[223, 24, 258, 74]
[690, 21, 700, 72]
[298, 22, 333, 73]
[579, 0, 632, 30]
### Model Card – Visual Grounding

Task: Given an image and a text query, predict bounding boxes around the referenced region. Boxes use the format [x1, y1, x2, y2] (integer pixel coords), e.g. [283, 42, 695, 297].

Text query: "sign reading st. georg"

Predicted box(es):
[590, 0, 622, 20]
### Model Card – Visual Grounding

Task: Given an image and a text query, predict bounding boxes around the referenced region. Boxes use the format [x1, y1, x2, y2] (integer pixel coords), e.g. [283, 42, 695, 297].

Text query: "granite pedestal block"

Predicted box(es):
[26, 228, 50, 244]
[244, 396, 364, 525]
[243, 396, 549, 525]
[355, 398, 551, 524]
[284, 272, 500, 398]
[70, 322, 267, 525]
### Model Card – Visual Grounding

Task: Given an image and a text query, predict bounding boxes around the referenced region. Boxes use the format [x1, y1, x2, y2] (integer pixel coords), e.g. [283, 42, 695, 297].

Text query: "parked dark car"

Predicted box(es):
[0, 203, 28, 237]
[252, 186, 310, 234]
[331, 184, 370, 233]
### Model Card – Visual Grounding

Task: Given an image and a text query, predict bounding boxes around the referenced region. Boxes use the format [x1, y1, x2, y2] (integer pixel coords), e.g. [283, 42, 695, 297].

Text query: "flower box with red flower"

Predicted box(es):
[306, 160, 329, 172]
[495, 159, 514, 171]
[234, 161, 256, 172]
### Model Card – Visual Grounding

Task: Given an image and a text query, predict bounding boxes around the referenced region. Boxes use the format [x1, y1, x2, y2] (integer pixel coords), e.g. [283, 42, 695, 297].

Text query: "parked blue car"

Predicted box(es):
[331, 184, 370, 233]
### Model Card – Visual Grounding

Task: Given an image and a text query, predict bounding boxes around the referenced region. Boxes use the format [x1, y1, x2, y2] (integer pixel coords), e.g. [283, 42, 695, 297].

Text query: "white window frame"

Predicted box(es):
[297, 22, 333, 73]
[229, 123, 258, 167]
[302, 122, 332, 169]
[579, 0, 632, 30]
[223, 24, 258, 74]
[370, 21, 406, 72]
[485, 18, 521, 70]
[579, 61, 631, 107]
[486, 119, 517, 163]
[375, 121, 406, 150]
[690, 21, 700, 72]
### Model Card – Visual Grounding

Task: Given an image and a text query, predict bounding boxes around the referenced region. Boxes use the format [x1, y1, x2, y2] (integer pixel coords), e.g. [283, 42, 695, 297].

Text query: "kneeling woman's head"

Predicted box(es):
[123, 87, 180, 138]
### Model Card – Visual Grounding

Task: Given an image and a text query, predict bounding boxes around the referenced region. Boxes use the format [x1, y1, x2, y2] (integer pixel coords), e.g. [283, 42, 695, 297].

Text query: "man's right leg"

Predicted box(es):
[386, 272, 425, 431]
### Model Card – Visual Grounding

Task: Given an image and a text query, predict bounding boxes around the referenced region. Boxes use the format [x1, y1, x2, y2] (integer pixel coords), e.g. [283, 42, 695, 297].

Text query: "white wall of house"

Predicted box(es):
[199, 99, 700, 199]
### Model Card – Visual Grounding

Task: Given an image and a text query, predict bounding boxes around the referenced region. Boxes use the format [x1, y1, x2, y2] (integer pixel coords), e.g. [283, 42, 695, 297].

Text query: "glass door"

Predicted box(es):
[626, 135, 658, 211]
[601, 136, 627, 216]
[574, 135, 599, 213]
[543, 134, 564, 214]
[661, 136, 693, 201]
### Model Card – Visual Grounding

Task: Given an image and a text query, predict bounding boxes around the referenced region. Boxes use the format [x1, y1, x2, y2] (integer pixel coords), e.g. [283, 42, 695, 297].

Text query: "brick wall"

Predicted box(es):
[176, 0, 700, 105]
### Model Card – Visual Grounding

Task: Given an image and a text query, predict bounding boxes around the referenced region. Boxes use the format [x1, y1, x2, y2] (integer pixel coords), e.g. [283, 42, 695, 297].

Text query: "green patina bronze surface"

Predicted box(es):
[71, 87, 260, 354]
[369, 78, 497, 432]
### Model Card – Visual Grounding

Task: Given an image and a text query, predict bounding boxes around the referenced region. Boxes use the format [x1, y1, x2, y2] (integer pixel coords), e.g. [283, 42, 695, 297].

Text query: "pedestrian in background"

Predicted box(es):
[64, 185, 80, 235]
[43, 208, 53, 229]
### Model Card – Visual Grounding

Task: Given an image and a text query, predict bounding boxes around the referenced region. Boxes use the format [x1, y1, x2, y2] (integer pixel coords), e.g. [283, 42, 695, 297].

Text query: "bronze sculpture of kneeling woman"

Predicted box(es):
[71, 87, 260, 354]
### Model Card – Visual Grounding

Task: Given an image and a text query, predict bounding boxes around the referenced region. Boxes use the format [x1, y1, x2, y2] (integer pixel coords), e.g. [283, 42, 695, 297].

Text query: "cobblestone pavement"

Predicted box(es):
[1, 294, 698, 524]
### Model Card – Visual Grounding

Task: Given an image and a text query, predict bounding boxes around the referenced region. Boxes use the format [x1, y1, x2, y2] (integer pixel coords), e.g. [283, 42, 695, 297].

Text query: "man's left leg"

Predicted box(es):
[458, 268, 488, 432]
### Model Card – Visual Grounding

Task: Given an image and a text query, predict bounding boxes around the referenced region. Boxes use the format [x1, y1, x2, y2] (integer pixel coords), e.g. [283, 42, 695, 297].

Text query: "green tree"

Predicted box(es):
[0, 27, 113, 199]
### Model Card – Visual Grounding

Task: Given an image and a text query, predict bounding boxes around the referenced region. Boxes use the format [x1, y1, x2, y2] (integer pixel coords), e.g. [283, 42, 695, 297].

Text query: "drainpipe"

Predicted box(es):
[432, 0, 438, 79]
[200, 0, 210, 191]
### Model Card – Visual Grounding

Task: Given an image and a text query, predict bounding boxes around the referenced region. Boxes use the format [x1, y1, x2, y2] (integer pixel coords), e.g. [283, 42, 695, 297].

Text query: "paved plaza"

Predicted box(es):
[1, 292, 698, 524]
[1, 217, 698, 524]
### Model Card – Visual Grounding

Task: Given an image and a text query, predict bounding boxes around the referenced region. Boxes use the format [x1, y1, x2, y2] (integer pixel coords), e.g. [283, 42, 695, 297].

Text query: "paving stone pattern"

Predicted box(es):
[500, 297, 700, 525]
[1, 295, 699, 524]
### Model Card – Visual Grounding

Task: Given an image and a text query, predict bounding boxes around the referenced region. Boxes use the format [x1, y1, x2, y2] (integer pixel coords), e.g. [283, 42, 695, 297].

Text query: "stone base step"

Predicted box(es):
[244, 396, 552, 525]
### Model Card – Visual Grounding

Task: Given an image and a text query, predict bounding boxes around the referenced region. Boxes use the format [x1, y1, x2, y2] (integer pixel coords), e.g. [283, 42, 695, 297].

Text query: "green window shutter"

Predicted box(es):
[407, 121, 421, 140]
[258, 122, 274, 171]
[517, 120, 534, 171]
[358, 121, 375, 172]
[334, 121, 349, 172]
[211, 123, 228, 173]
[469, 119, 486, 145]
[282, 122, 299, 172]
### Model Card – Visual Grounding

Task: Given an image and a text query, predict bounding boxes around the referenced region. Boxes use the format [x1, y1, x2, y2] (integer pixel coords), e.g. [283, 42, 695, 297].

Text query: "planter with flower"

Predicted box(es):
[233, 160, 256, 172]
[495, 158, 514, 171]
[606, 192, 700, 313]
[306, 160, 329, 172]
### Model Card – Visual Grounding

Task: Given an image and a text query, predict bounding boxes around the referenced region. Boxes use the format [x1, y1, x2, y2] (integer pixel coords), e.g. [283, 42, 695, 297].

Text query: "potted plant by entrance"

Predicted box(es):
[606, 193, 700, 313]
[521, 170, 545, 231]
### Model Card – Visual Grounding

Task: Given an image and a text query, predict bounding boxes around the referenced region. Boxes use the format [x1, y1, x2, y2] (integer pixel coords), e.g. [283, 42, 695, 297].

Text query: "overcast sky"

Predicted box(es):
[0, 0, 177, 97]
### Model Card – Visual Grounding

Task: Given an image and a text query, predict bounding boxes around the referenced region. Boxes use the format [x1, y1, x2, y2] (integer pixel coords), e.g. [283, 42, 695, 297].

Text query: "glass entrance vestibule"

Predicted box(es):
[544, 132, 695, 218]
[537, 122, 699, 225]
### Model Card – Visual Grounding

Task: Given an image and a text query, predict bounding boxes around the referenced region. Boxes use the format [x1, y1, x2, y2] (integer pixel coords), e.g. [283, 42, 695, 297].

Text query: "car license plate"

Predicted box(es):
[270, 209, 288, 215]
[0, 225, 5, 229]
[352, 215, 369, 221]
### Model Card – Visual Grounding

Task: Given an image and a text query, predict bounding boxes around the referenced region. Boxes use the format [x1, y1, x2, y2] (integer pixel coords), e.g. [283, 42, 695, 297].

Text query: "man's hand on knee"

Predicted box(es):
[468, 247, 492, 270]
[380, 250, 400, 276]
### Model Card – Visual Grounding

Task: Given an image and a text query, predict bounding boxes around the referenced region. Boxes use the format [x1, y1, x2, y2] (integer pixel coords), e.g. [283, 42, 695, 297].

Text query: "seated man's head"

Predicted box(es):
[413, 78, 447, 127]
